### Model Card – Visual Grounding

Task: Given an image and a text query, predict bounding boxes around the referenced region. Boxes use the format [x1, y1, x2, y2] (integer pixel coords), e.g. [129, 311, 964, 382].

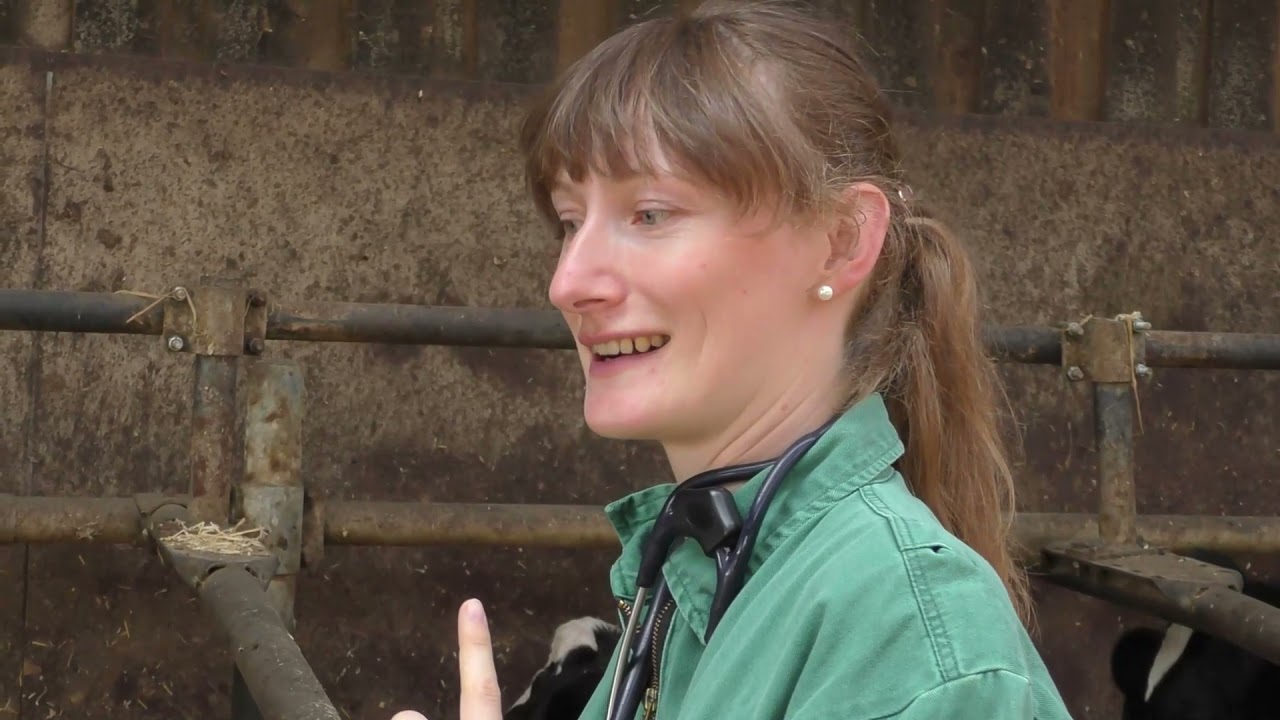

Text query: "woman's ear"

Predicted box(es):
[819, 183, 890, 296]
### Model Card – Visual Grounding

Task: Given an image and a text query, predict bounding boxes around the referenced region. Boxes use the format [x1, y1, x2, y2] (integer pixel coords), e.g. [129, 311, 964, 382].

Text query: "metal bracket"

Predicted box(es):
[146, 503, 278, 591]
[1062, 314, 1149, 383]
[1038, 540, 1280, 666]
[1042, 540, 1243, 598]
[161, 277, 268, 357]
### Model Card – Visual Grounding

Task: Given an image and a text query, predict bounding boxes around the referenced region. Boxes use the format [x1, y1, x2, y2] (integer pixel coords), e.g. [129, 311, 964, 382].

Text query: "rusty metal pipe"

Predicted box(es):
[1146, 330, 1280, 370]
[1095, 384, 1138, 543]
[268, 301, 1069, 363]
[199, 565, 341, 720]
[1166, 585, 1280, 665]
[1015, 513, 1280, 560]
[267, 300, 577, 349]
[189, 355, 239, 524]
[6, 496, 1280, 556]
[317, 502, 1280, 556]
[983, 325, 1062, 364]
[233, 360, 307, 720]
[3, 289, 1279, 369]
[0, 289, 162, 335]
[322, 501, 619, 547]
[0, 494, 143, 544]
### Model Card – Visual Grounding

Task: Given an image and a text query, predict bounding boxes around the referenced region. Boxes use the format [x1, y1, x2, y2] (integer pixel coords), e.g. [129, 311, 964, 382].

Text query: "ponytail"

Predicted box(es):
[843, 199, 1032, 626]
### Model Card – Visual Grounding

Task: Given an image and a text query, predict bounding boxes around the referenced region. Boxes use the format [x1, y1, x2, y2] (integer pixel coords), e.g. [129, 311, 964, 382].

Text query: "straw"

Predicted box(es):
[163, 519, 269, 556]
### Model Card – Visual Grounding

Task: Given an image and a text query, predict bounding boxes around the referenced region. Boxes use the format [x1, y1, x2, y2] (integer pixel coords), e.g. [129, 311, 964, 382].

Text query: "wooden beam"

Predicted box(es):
[556, 0, 618, 74]
[1047, 0, 1111, 121]
[926, 0, 986, 115]
[1207, 0, 1277, 129]
[1103, 0, 1210, 125]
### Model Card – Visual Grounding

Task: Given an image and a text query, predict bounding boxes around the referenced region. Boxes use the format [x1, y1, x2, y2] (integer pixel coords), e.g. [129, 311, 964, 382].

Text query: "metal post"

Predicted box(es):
[232, 360, 306, 720]
[174, 278, 252, 524]
[189, 356, 240, 523]
[1096, 383, 1138, 543]
[1062, 316, 1145, 544]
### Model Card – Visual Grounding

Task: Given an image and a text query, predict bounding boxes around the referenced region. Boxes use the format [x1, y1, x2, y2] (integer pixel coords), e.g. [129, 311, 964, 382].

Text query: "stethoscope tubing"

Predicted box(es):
[604, 417, 837, 720]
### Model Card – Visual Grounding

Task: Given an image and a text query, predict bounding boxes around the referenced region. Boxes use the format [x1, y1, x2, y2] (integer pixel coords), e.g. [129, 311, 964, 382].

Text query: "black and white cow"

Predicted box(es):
[1110, 552, 1280, 719]
[505, 617, 622, 720]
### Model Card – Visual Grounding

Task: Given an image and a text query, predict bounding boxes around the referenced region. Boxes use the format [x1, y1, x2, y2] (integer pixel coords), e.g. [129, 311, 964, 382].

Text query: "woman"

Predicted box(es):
[397, 1, 1073, 718]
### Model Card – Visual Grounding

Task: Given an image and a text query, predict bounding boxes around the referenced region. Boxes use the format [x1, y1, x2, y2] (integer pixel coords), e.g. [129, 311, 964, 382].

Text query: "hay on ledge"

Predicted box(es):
[163, 520, 269, 556]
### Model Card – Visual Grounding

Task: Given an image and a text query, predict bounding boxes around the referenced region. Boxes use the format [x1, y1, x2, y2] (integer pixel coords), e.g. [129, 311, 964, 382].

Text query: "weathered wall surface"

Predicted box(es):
[7, 0, 1278, 131]
[0, 60, 41, 720]
[0, 48, 1277, 720]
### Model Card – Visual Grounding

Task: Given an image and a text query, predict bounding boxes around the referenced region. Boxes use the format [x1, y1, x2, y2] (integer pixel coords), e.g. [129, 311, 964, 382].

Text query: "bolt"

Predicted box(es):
[246, 338, 265, 355]
[1066, 322, 1084, 337]
[248, 291, 266, 308]
[1135, 364, 1151, 378]
[167, 335, 185, 352]
[1066, 366, 1084, 381]
[1134, 320, 1152, 332]
[172, 286, 189, 301]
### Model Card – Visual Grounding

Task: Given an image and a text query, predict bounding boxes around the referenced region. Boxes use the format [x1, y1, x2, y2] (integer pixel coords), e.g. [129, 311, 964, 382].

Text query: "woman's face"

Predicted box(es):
[546, 152, 884, 471]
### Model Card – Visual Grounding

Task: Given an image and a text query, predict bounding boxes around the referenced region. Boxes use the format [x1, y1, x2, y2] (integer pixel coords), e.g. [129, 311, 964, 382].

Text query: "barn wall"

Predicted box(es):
[0, 2, 1277, 720]
[5, 0, 1278, 132]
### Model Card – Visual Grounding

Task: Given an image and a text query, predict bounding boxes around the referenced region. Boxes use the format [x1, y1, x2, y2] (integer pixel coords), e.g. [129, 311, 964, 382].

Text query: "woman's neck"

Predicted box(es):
[663, 389, 842, 483]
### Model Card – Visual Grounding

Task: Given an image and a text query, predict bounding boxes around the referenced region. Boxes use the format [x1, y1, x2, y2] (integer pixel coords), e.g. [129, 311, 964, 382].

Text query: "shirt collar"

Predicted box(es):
[602, 392, 906, 642]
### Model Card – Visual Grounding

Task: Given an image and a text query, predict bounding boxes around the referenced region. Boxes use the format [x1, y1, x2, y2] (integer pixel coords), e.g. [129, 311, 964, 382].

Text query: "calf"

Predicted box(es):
[505, 617, 621, 720]
[1110, 552, 1280, 719]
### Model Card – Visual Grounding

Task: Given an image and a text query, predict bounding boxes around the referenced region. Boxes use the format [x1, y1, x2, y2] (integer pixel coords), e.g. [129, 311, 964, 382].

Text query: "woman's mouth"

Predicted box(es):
[590, 334, 670, 363]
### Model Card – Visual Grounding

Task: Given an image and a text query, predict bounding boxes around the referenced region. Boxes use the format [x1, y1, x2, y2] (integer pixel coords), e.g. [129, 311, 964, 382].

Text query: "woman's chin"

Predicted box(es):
[583, 409, 663, 442]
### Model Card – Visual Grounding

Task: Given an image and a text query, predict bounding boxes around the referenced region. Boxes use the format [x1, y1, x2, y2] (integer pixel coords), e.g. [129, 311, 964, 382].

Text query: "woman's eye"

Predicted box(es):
[560, 218, 582, 235]
[636, 209, 668, 225]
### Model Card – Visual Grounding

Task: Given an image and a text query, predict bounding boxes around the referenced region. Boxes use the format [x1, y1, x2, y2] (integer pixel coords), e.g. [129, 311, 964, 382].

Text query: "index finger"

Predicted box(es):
[458, 598, 504, 720]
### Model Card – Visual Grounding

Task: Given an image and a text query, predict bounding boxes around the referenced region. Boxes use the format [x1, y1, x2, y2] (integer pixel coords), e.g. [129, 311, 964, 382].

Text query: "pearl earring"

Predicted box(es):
[816, 285, 834, 301]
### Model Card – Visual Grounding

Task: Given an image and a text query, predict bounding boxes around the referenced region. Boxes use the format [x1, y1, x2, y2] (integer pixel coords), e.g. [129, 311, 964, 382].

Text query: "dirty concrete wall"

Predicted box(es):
[0, 2, 1277, 720]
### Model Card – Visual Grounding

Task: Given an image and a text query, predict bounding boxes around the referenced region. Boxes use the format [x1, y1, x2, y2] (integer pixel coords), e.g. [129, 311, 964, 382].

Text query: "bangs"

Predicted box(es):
[519, 13, 825, 227]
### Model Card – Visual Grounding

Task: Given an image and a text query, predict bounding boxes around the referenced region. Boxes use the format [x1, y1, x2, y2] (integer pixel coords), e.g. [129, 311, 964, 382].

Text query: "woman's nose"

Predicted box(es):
[548, 220, 626, 314]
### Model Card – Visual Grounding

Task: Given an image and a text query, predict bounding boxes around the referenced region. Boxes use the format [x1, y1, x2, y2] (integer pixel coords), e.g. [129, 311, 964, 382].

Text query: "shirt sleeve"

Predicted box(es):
[889, 670, 1038, 720]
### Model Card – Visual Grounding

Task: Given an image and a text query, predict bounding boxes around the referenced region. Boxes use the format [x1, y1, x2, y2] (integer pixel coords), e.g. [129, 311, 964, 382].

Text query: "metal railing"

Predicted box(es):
[2, 282, 1279, 718]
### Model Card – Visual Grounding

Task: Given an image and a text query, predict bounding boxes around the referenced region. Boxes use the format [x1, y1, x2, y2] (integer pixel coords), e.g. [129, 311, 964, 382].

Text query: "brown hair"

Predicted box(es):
[518, 0, 1031, 624]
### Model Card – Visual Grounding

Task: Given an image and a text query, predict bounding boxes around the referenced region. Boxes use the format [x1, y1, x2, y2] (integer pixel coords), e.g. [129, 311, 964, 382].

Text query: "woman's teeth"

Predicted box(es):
[591, 335, 669, 358]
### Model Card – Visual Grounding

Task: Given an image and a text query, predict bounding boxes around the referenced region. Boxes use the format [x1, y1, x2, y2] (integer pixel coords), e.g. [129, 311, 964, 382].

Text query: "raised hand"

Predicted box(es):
[391, 599, 504, 720]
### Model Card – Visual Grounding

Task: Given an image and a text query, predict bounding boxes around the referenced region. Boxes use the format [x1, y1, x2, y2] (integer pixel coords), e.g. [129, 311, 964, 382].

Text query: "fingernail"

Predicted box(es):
[464, 598, 485, 622]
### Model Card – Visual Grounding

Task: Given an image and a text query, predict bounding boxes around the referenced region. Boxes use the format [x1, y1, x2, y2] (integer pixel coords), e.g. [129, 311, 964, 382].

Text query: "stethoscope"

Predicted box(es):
[604, 416, 839, 720]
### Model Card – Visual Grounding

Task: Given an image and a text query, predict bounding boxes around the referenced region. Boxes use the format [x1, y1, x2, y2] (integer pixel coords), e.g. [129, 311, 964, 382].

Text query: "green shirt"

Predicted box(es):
[578, 393, 1073, 719]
